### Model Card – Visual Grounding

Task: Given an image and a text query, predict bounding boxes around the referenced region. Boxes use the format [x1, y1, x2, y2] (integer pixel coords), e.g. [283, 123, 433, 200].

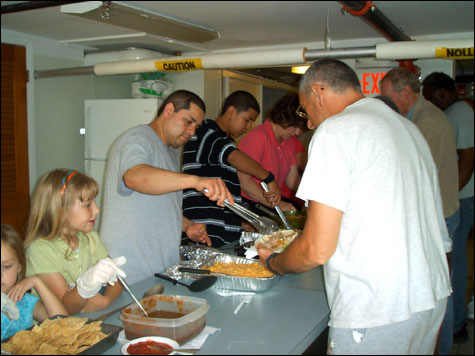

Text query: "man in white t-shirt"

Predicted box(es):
[422, 72, 474, 343]
[257, 59, 451, 355]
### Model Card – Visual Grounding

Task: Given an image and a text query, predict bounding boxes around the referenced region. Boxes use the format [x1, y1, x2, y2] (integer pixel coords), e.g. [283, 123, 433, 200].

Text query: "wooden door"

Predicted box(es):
[1, 43, 30, 238]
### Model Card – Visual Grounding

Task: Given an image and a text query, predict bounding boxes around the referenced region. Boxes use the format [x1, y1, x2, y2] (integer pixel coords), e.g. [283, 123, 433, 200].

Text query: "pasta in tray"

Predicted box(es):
[207, 262, 274, 278]
[255, 229, 302, 253]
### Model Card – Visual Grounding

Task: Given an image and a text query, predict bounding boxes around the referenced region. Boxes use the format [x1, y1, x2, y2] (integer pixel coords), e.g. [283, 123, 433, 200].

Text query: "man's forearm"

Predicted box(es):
[124, 164, 197, 195]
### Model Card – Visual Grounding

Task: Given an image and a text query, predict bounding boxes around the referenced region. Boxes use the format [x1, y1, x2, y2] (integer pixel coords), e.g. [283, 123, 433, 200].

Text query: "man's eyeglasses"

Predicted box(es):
[296, 105, 308, 119]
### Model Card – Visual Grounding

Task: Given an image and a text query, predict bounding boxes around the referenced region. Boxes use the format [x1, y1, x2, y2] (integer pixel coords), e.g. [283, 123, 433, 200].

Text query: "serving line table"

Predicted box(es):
[82, 266, 329, 355]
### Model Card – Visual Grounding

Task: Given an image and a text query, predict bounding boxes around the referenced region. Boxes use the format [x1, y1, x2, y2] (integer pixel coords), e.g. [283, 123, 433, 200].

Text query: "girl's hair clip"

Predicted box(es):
[60, 170, 78, 197]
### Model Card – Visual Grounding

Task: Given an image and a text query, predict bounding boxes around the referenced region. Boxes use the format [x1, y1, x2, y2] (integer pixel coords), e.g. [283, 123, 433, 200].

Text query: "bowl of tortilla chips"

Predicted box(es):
[1, 316, 122, 355]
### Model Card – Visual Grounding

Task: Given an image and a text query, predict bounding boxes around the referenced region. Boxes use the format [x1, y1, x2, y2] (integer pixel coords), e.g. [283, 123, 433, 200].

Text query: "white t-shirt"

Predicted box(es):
[297, 98, 451, 329]
[100, 125, 182, 284]
[445, 100, 474, 199]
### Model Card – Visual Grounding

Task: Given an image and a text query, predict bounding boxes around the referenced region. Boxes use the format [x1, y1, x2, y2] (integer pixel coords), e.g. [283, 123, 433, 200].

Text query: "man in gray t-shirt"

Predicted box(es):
[100, 90, 234, 284]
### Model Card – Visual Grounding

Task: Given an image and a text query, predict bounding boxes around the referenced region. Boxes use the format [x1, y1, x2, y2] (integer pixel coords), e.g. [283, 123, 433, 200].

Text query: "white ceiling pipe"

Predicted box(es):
[376, 39, 473, 60]
[34, 39, 473, 79]
[93, 47, 308, 75]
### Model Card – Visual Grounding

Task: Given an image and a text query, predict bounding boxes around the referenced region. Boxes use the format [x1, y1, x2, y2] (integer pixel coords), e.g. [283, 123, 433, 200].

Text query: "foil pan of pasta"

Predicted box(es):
[199, 254, 279, 292]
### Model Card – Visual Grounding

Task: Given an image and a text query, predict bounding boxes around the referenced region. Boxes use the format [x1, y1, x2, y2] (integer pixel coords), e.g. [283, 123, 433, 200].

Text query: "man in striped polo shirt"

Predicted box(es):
[182, 91, 280, 247]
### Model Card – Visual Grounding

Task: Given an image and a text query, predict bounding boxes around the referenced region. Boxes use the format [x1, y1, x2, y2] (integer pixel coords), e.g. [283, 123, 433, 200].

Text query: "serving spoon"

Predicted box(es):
[154, 273, 217, 292]
[178, 267, 229, 277]
[93, 284, 164, 321]
[143, 283, 165, 298]
[149, 346, 200, 354]
[118, 275, 148, 317]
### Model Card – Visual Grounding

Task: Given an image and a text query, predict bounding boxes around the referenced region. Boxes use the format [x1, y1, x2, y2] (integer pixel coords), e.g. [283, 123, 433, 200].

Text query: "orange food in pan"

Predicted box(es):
[208, 262, 274, 278]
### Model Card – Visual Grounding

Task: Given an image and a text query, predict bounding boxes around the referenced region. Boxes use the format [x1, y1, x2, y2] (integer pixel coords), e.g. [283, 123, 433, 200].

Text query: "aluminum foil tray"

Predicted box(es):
[239, 231, 263, 247]
[199, 254, 279, 292]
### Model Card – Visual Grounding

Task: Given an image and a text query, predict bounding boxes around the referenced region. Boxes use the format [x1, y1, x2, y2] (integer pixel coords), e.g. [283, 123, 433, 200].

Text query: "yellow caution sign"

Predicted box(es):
[435, 47, 474, 59]
[154, 58, 203, 72]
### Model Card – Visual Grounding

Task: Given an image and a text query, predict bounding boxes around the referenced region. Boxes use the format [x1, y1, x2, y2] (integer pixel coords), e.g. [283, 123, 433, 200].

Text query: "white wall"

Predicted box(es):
[34, 55, 90, 181]
[166, 70, 225, 120]
[34, 59, 135, 187]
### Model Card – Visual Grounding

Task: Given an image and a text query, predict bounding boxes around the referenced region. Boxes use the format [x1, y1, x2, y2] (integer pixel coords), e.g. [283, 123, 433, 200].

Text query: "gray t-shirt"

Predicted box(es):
[100, 125, 182, 284]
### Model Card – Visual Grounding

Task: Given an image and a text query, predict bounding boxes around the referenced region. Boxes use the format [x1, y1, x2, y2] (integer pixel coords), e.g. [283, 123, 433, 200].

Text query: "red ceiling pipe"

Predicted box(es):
[339, 1, 420, 75]
[396, 59, 421, 77]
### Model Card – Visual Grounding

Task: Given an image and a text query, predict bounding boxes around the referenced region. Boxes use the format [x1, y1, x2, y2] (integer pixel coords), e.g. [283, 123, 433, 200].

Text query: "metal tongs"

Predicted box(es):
[260, 182, 292, 230]
[202, 189, 278, 234]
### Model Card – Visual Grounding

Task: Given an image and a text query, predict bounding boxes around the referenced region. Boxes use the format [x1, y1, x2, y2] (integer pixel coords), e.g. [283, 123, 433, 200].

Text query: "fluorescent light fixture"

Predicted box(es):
[291, 65, 310, 74]
[61, 2, 102, 14]
[61, 2, 219, 43]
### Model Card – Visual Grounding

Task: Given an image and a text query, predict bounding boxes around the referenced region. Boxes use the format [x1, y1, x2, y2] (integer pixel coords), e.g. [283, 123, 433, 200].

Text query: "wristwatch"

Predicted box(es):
[261, 172, 275, 185]
[265, 252, 280, 275]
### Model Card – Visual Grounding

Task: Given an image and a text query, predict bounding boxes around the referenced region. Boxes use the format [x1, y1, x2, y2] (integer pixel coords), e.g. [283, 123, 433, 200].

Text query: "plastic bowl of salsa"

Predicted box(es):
[121, 336, 180, 355]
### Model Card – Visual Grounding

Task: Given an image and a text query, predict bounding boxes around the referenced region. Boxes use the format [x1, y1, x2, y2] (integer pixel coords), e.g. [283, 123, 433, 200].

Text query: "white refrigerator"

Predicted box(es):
[84, 99, 162, 229]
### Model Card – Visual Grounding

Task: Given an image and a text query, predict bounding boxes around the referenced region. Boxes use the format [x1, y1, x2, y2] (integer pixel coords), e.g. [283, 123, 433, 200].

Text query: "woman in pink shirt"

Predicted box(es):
[281, 135, 307, 207]
[238, 94, 307, 211]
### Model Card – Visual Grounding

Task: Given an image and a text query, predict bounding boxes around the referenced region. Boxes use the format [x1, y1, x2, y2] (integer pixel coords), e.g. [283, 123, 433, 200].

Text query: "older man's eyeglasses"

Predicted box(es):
[296, 105, 308, 119]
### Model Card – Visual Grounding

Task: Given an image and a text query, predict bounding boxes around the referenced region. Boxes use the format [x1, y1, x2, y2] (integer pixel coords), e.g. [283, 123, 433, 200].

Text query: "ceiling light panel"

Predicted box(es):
[62, 2, 219, 43]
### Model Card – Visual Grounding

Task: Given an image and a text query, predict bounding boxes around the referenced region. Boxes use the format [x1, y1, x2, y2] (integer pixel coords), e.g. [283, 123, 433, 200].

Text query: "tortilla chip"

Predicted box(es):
[33, 343, 63, 355]
[1, 317, 109, 355]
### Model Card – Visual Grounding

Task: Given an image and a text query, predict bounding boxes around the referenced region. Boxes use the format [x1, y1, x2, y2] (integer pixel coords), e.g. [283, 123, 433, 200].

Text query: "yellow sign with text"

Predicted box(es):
[435, 47, 474, 59]
[154, 58, 203, 72]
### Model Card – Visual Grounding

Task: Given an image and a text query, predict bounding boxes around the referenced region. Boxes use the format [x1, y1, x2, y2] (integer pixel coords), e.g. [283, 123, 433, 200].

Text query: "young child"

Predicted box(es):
[1, 224, 68, 340]
[24, 169, 126, 315]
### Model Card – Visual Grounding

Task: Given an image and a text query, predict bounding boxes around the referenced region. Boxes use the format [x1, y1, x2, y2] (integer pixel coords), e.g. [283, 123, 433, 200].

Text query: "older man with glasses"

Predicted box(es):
[257, 59, 452, 355]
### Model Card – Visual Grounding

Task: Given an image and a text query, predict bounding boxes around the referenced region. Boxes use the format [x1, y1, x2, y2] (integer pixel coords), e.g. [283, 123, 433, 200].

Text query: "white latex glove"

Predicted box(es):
[76, 257, 126, 299]
[1, 292, 20, 320]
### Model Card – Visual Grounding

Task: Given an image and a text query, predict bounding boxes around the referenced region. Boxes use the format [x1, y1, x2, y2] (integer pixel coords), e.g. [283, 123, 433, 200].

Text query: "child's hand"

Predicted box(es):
[6, 276, 40, 304]
[76, 257, 127, 299]
[1, 292, 20, 320]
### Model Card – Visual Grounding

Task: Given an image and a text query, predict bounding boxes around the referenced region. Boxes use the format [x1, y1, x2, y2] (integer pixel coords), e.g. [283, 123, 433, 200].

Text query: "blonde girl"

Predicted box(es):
[24, 169, 126, 315]
[1, 224, 68, 340]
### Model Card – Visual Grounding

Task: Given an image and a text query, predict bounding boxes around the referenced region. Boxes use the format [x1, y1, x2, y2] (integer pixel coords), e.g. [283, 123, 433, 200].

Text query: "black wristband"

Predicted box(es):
[265, 252, 280, 275]
[261, 172, 275, 184]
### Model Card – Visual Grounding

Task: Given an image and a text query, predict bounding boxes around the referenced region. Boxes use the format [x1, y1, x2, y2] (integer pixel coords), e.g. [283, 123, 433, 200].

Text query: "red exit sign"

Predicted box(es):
[360, 72, 387, 95]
